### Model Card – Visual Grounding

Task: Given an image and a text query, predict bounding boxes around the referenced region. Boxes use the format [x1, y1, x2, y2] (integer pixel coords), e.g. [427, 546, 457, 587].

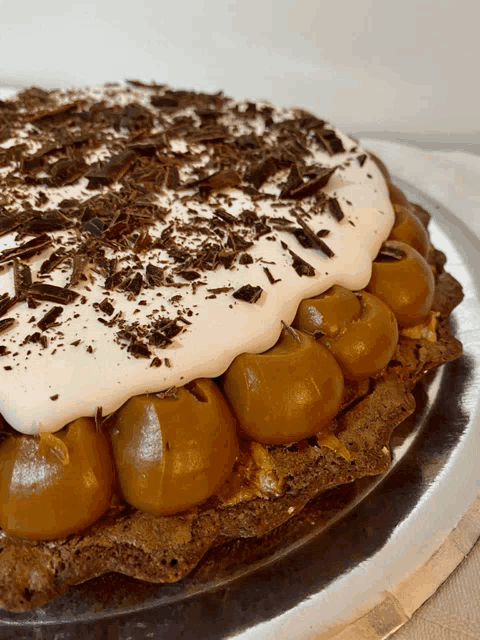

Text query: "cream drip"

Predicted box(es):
[0, 84, 394, 434]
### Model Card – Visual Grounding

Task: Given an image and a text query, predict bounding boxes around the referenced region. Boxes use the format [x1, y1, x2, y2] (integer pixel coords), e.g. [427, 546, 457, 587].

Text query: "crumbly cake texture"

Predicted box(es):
[0, 83, 463, 611]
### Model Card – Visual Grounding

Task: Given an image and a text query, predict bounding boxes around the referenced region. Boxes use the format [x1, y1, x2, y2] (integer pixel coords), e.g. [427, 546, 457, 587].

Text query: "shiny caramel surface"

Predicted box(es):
[110, 379, 238, 515]
[389, 204, 430, 257]
[367, 240, 435, 327]
[222, 328, 344, 445]
[294, 287, 398, 379]
[0, 418, 114, 540]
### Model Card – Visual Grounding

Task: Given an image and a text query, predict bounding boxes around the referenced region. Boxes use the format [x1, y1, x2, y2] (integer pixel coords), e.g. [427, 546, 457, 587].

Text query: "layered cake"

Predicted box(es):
[0, 82, 463, 611]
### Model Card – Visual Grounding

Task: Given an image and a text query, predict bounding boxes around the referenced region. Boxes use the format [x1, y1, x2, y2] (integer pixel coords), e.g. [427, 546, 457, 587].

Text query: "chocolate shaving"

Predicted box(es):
[27, 283, 79, 305]
[238, 253, 253, 265]
[293, 228, 315, 249]
[13, 260, 32, 296]
[245, 156, 280, 189]
[123, 272, 143, 297]
[83, 218, 105, 238]
[165, 166, 180, 190]
[187, 126, 229, 143]
[357, 154, 367, 167]
[85, 151, 137, 189]
[98, 299, 114, 316]
[212, 208, 237, 225]
[327, 198, 345, 222]
[0, 295, 20, 319]
[0, 212, 26, 237]
[128, 142, 158, 157]
[283, 167, 337, 200]
[27, 101, 79, 123]
[287, 248, 316, 277]
[148, 332, 172, 349]
[39, 248, 66, 275]
[188, 169, 241, 194]
[177, 270, 201, 281]
[375, 246, 407, 262]
[69, 254, 90, 287]
[20, 210, 69, 235]
[49, 158, 88, 187]
[150, 96, 179, 108]
[128, 342, 151, 358]
[0, 318, 15, 334]
[263, 267, 280, 284]
[293, 213, 335, 258]
[37, 306, 63, 331]
[145, 263, 164, 286]
[0, 233, 51, 264]
[207, 287, 233, 294]
[150, 357, 162, 368]
[315, 129, 345, 155]
[50, 394, 59, 401]
[279, 164, 303, 198]
[232, 284, 263, 304]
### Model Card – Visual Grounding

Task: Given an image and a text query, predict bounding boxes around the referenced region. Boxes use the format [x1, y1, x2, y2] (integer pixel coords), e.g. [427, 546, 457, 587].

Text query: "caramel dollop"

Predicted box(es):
[367, 240, 435, 327]
[389, 204, 430, 258]
[110, 379, 238, 515]
[222, 328, 344, 445]
[0, 418, 114, 540]
[294, 286, 398, 379]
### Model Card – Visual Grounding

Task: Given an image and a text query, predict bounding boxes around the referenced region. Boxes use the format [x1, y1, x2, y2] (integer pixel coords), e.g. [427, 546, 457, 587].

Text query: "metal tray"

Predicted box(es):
[1, 178, 479, 640]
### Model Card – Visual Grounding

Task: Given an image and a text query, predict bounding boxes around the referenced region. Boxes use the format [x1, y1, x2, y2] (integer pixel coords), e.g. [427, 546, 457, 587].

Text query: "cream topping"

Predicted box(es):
[0, 84, 394, 434]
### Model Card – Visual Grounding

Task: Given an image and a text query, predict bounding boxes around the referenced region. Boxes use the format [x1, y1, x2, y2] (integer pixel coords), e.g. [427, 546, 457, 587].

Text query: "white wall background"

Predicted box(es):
[1, 0, 478, 133]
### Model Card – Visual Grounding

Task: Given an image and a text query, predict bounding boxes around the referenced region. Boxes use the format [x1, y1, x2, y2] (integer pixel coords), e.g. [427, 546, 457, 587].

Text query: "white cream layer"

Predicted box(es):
[0, 86, 394, 434]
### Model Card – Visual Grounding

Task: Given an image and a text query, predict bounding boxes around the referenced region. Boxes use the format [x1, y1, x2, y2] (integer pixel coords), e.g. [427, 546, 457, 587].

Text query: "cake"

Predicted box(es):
[0, 82, 463, 611]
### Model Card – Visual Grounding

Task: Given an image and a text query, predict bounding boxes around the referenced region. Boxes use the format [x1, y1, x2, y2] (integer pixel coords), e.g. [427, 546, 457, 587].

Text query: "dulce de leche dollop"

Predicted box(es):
[109, 379, 238, 515]
[222, 327, 344, 445]
[293, 286, 398, 380]
[0, 417, 114, 540]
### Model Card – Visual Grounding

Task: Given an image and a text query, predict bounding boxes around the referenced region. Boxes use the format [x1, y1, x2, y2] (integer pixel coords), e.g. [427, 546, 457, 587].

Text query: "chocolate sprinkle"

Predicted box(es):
[98, 299, 114, 316]
[13, 260, 32, 297]
[128, 342, 151, 358]
[375, 245, 407, 262]
[0, 233, 52, 264]
[263, 266, 280, 284]
[283, 167, 337, 200]
[327, 198, 345, 222]
[287, 248, 316, 277]
[27, 284, 79, 305]
[232, 284, 263, 304]
[357, 154, 368, 167]
[293, 213, 335, 258]
[0, 318, 15, 334]
[37, 306, 63, 331]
